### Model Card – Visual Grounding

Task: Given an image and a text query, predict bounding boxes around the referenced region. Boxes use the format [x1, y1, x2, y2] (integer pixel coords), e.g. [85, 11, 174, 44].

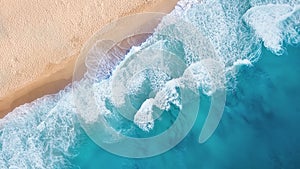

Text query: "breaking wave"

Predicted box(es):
[0, 0, 299, 168]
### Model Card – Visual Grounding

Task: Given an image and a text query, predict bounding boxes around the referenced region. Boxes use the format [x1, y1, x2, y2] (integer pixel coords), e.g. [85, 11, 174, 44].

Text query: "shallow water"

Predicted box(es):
[1, 0, 300, 168]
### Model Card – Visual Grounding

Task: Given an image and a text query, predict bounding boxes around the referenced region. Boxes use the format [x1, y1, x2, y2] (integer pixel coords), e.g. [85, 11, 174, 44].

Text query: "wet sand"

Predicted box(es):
[0, 0, 178, 118]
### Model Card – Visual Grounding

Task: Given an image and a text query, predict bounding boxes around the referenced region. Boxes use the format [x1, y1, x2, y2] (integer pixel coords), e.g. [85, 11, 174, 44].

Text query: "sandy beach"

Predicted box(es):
[0, 0, 178, 118]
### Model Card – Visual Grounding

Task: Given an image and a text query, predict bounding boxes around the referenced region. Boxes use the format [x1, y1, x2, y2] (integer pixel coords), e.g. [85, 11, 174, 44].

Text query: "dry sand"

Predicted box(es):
[0, 0, 178, 118]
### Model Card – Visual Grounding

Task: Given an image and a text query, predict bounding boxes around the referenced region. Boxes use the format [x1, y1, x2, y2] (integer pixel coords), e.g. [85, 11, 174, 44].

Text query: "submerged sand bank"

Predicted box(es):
[0, 0, 178, 118]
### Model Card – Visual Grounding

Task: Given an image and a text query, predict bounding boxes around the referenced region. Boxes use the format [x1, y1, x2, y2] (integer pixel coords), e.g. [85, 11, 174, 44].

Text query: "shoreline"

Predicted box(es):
[0, 0, 178, 118]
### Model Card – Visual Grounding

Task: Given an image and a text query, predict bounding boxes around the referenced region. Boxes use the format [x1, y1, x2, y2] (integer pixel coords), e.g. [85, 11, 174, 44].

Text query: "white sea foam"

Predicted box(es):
[233, 59, 253, 67]
[183, 59, 225, 96]
[134, 98, 155, 132]
[153, 79, 182, 111]
[1, 0, 300, 167]
[0, 88, 79, 169]
[249, 0, 300, 7]
[243, 4, 300, 55]
[73, 79, 112, 123]
[110, 40, 182, 107]
[170, 0, 262, 90]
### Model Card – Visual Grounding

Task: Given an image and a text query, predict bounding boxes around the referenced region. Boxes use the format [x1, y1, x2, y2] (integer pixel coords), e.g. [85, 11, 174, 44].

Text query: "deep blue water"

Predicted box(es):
[1, 0, 300, 169]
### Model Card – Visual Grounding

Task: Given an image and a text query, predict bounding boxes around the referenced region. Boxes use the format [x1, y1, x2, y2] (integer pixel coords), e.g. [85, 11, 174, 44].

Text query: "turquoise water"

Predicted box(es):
[69, 46, 300, 169]
[1, 0, 300, 168]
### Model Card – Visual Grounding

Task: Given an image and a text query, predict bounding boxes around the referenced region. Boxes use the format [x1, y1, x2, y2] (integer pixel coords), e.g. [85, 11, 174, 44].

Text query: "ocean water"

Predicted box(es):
[1, 0, 300, 168]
